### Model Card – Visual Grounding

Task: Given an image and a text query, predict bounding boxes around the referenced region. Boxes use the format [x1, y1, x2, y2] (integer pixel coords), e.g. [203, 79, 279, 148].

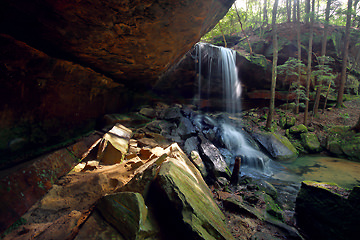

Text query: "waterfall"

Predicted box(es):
[195, 43, 272, 176]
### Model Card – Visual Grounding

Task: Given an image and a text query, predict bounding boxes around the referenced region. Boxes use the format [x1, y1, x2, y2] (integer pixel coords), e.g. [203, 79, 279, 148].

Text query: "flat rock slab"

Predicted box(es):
[0, 131, 102, 234]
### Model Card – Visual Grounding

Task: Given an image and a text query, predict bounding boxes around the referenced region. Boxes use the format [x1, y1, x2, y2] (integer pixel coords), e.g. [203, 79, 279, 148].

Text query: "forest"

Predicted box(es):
[202, 0, 360, 130]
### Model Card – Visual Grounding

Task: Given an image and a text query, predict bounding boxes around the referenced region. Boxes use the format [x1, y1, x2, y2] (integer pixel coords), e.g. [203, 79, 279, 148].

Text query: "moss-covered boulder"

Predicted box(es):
[326, 126, 360, 161]
[300, 132, 321, 153]
[289, 124, 308, 135]
[252, 132, 298, 161]
[279, 116, 296, 129]
[295, 181, 360, 240]
[154, 144, 234, 240]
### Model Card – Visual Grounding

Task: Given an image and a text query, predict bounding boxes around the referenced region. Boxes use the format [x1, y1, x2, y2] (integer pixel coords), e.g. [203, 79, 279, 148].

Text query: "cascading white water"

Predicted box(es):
[219, 47, 242, 114]
[195, 43, 272, 175]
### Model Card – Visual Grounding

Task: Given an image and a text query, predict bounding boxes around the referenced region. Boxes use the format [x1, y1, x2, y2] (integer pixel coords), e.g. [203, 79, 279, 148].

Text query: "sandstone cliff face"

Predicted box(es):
[1, 0, 234, 87]
[0, 0, 235, 167]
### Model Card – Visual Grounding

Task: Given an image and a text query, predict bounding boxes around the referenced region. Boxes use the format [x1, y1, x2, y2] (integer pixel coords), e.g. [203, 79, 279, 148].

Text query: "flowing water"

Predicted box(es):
[194, 43, 360, 188]
[195, 43, 273, 175]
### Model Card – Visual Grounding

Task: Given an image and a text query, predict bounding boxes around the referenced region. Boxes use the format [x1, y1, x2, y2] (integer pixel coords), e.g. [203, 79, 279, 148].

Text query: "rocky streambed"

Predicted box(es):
[1, 102, 360, 239]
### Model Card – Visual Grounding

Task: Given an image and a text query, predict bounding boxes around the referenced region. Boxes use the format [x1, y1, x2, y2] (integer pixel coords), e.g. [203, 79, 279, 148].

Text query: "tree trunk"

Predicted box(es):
[304, 0, 315, 125]
[313, 0, 331, 116]
[305, 0, 311, 23]
[296, 0, 302, 114]
[235, 5, 252, 54]
[293, 0, 297, 22]
[266, 0, 279, 130]
[287, 0, 292, 22]
[263, 0, 268, 24]
[353, 0, 359, 27]
[218, 22, 227, 48]
[336, 0, 353, 107]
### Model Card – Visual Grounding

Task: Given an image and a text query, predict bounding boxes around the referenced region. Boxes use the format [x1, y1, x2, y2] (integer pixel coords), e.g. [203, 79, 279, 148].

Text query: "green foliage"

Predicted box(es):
[277, 57, 305, 77]
[339, 112, 350, 120]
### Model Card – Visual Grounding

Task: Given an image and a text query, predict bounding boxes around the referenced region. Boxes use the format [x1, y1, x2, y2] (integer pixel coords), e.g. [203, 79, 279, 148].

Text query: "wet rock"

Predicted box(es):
[295, 181, 360, 240]
[154, 144, 234, 240]
[252, 132, 298, 161]
[176, 117, 196, 139]
[97, 124, 132, 165]
[300, 132, 321, 153]
[278, 116, 296, 129]
[203, 128, 216, 142]
[184, 136, 199, 155]
[139, 108, 156, 119]
[97, 192, 157, 240]
[223, 198, 263, 220]
[199, 136, 231, 181]
[258, 180, 278, 200]
[159, 107, 183, 121]
[289, 124, 308, 135]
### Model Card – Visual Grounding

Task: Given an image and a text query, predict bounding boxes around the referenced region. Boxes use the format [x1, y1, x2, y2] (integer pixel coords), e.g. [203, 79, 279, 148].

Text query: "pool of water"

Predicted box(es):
[272, 155, 360, 189]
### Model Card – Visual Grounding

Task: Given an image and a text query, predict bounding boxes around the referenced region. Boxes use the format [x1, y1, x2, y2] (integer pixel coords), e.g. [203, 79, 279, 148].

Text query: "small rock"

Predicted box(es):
[289, 124, 308, 135]
[139, 107, 156, 118]
[190, 151, 207, 178]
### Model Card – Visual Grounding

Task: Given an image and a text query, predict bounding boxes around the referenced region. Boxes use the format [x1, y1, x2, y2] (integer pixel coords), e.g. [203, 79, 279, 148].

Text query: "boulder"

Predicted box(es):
[289, 124, 308, 135]
[199, 136, 231, 180]
[252, 132, 298, 161]
[278, 116, 296, 129]
[326, 127, 360, 161]
[300, 132, 321, 153]
[97, 124, 132, 165]
[97, 192, 157, 240]
[154, 144, 234, 240]
[295, 181, 360, 240]
[176, 117, 196, 139]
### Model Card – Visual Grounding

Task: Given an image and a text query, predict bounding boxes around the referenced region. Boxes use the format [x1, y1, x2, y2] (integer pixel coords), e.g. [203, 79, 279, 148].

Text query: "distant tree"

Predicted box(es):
[278, 58, 306, 110]
[263, 0, 269, 24]
[305, 0, 311, 23]
[336, 0, 353, 107]
[235, 4, 253, 54]
[287, 0, 292, 22]
[266, 0, 279, 130]
[293, 0, 298, 22]
[313, 0, 332, 116]
[304, 0, 315, 125]
[296, 0, 302, 114]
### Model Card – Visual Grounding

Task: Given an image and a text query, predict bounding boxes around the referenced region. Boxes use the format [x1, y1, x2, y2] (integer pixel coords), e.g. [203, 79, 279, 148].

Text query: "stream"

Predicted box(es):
[273, 155, 360, 189]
